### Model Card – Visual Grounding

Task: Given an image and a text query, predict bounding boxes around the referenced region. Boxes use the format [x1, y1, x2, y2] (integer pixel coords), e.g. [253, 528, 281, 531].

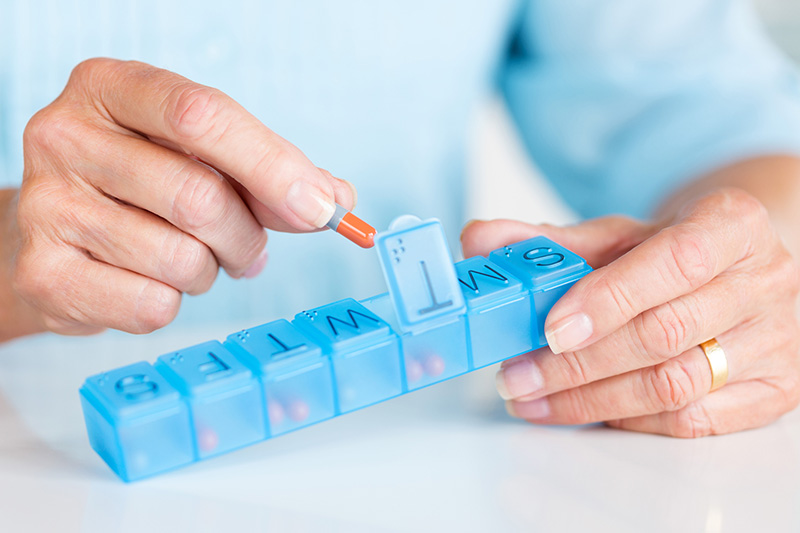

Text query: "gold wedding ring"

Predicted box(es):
[699, 338, 728, 392]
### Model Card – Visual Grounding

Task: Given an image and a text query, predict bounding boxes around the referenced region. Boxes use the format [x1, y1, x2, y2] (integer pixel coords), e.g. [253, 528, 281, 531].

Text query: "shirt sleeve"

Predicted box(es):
[500, 0, 800, 218]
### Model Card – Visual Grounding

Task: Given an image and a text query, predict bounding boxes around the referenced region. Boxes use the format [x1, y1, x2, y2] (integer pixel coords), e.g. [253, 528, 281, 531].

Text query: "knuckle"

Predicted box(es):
[670, 403, 714, 438]
[16, 185, 44, 230]
[716, 187, 768, 226]
[166, 84, 230, 141]
[648, 358, 699, 412]
[165, 236, 215, 292]
[559, 389, 594, 424]
[170, 239, 206, 280]
[191, 269, 218, 295]
[555, 350, 591, 386]
[23, 107, 80, 155]
[12, 248, 49, 303]
[251, 144, 293, 182]
[664, 226, 716, 289]
[15, 250, 91, 328]
[20, 177, 64, 209]
[17, 180, 78, 242]
[596, 273, 638, 318]
[68, 57, 118, 86]
[640, 301, 695, 357]
[172, 167, 229, 235]
[701, 188, 770, 256]
[134, 282, 181, 333]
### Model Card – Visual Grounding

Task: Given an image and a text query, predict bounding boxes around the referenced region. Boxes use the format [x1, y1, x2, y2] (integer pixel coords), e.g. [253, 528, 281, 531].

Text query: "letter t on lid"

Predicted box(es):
[374, 216, 466, 331]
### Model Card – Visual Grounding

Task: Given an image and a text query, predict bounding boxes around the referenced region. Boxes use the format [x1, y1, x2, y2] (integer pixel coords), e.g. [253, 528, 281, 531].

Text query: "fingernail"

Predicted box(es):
[495, 359, 544, 400]
[505, 401, 518, 418]
[460, 219, 482, 241]
[508, 397, 550, 419]
[545, 312, 592, 354]
[242, 249, 268, 279]
[343, 178, 358, 208]
[286, 181, 336, 228]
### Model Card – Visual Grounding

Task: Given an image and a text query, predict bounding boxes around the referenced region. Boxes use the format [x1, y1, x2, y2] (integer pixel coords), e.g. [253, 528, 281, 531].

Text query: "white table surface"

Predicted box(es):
[1, 324, 799, 533]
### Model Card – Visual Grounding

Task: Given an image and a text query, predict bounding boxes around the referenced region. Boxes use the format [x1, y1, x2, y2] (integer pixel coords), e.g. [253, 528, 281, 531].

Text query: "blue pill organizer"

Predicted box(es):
[80, 217, 592, 481]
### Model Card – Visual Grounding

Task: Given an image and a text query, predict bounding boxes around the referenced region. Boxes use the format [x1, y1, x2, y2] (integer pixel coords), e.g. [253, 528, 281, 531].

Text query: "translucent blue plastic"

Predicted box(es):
[293, 299, 403, 412]
[374, 218, 465, 331]
[455, 257, 533, 369]
[360, 292, 469, 390]
[80, 217, 592, 481]
[154, 341, 266, 459]
[80, 362, 194, 482]
[225, 320, 335, 436]
[488, 237, 593, 346]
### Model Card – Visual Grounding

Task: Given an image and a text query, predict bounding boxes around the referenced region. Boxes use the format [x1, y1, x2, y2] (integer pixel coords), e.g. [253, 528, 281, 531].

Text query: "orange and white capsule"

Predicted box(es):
[326, 203, 376, 248]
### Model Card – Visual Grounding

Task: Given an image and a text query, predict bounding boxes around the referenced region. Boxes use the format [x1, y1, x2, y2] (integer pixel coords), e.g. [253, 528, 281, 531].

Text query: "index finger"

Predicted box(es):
[79, 58, 336, 231]
[543, 190, 766, 354]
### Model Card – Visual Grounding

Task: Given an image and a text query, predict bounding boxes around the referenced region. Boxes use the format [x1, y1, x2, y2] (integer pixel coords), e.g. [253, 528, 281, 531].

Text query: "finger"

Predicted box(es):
[542, 190, 768, 354]
[506, 315, 798, 427]
[15, 243, 182, 334]
[606, 379, 800, 437]
[507, 345, 714, 425]
[460, 217, 655, 268]
[62, 191, 220, 295]
[80, 126, 267, 277]
[75, 58, 340, 231]
[190, 158, 358, 233]
[229, 168, 357, 233]
[496, 266, 764, 401]
[39, 316, 106, 336]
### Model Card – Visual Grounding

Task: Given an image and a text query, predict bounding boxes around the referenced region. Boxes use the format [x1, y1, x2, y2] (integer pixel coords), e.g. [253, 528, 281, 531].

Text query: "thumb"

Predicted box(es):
[460, 217, 657, 268]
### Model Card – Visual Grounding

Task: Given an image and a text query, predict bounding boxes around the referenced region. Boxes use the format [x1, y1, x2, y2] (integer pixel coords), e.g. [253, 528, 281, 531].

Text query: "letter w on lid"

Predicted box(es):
[294, 299, 393, 350]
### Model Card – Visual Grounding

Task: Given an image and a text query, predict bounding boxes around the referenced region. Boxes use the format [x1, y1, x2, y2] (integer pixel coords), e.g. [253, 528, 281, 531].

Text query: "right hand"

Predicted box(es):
[13, 58, 354, 335]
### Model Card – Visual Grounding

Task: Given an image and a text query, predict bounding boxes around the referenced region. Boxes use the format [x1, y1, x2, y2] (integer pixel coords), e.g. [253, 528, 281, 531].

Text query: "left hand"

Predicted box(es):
[461, 188, 800, 437]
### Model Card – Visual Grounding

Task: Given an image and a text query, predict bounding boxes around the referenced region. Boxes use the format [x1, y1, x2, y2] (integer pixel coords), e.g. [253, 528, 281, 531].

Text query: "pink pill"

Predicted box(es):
[287, 400, 310, 422]
[268, 401, 285, 426]
[198, 427, 219, 453]
[423, 354, 445, 377]
[406, 358, 424, 382]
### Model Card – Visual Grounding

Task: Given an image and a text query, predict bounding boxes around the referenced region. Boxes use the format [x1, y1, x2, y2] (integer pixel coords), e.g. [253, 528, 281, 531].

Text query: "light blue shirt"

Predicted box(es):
[2, 0, 800, 327]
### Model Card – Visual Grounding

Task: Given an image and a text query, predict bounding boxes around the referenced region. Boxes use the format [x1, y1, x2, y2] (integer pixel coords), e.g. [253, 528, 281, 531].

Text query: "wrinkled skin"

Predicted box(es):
[463, 187, 800, 437]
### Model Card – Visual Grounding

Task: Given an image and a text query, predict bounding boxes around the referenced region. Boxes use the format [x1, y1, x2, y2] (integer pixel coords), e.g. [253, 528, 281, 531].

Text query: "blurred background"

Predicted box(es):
[757, 0, 800, 60]
[460, 0, 800, 410]
[467, 0, 800, 225]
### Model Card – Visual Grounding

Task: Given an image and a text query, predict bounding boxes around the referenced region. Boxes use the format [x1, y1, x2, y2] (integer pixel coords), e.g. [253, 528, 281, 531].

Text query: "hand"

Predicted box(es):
[12, 58, 354, 335]
[461, 188, 800, 437]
